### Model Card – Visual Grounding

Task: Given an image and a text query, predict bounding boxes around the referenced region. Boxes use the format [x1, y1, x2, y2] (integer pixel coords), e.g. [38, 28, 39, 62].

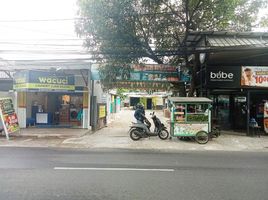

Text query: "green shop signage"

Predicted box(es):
[14, 70, 75, 91]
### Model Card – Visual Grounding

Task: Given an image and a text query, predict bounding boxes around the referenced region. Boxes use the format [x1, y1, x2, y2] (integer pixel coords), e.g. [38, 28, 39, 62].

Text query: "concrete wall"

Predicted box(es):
[0, 91, 15, 99]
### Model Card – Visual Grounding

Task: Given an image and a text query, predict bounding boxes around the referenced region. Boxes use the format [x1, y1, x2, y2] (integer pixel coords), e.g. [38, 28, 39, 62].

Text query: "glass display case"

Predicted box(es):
[169, 97, 212, 144]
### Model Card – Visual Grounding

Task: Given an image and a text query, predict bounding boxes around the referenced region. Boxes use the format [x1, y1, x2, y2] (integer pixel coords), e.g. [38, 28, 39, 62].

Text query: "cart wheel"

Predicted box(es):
[195, 131, 209, 144]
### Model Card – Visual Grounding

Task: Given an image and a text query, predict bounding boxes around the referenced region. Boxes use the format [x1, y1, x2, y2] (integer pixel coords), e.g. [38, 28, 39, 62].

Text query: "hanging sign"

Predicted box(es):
[113, 81, 171, 90]
[128, 64, 179, 82]
[0, 98, 20, 139]
[241, 66, 268, 87]
[91, 64, 180, 90]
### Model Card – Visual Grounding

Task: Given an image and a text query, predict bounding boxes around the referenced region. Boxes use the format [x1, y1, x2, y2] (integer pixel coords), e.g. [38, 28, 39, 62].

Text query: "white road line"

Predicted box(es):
[54, 167, 174, 172]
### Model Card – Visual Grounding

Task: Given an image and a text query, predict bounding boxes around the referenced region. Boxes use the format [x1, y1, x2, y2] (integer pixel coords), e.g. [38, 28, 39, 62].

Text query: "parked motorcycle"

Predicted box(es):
[129, 112, 169, 141]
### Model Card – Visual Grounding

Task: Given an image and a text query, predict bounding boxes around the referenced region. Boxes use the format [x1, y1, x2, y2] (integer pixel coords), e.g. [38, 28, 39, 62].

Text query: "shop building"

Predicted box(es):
[187, 31, 268, 135]
[128, 93, 168, 110]
[13, 69, 90, 129]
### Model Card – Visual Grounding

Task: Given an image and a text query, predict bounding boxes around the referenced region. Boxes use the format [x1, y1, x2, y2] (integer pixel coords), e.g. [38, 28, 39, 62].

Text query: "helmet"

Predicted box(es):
[136, 103, 144, 109]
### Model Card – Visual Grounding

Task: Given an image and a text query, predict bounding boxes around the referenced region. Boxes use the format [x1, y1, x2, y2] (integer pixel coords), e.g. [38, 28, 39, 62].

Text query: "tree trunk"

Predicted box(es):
[188, 53, 200, 97]
[188, 65, 196, 97]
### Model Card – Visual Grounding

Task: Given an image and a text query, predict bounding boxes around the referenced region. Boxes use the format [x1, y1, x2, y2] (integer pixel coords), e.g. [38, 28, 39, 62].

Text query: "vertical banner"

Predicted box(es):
[264, 101, 268, 134]
[83, 87, 89, 108]
[0, 98, 20, 139]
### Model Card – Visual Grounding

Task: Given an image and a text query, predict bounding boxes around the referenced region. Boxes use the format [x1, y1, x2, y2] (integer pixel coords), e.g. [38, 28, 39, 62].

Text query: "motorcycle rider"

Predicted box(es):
[134, 103, 145, 123]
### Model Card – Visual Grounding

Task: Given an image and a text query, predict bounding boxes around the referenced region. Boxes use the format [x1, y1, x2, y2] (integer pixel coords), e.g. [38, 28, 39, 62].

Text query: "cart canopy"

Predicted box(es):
[168, 97, 212, 103]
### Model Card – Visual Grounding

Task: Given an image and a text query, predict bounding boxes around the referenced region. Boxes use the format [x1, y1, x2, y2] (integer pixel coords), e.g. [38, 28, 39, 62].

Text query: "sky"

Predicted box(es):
[0, 0, 86, 63]
[0, 0, 78, 40]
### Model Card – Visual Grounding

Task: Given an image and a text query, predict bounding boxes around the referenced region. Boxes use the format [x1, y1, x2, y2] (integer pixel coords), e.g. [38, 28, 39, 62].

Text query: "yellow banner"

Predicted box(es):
[99, 105, 106, 119]
[14, 83, 75, 91]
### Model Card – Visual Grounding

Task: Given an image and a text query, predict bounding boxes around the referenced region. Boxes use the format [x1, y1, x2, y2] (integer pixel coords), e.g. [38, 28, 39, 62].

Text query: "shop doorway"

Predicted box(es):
[147, 98, 152, 109]
[232, 96, 247, 130]
[28, 92, 83, 127]
[213, 95, 231, 130]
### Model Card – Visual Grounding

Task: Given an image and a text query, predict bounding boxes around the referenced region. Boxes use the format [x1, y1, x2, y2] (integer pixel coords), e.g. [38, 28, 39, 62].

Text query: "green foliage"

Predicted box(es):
[116, 88, 128, 100]
[98, 62, 131, 88]
[76, 0, 267, 63]
[187, 114, 208, 122]
[260, 14, 268, 28]
[76, 0, 267, 89]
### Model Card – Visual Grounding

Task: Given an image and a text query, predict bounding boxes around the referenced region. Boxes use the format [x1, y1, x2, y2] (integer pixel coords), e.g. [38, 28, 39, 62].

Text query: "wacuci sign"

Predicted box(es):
[13, 70, 75, 91]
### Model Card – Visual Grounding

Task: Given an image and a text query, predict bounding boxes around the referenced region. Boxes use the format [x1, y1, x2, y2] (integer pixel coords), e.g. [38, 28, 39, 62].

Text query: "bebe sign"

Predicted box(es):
[206, 66, 240, 88]
[210, 71, 234, 81]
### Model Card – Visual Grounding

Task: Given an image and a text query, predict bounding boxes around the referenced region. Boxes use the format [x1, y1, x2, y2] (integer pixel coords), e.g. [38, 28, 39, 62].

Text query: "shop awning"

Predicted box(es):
[186, 31, 268, 66]
[168, 97, 212, 103]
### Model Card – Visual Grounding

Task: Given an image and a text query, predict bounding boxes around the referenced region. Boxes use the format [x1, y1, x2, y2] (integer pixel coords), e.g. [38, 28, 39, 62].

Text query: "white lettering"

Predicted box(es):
[210, 71, 234, 80]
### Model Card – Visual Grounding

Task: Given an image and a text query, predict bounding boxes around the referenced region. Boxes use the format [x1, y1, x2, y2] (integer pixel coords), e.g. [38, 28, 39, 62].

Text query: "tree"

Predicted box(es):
[76, 0, 267, 95]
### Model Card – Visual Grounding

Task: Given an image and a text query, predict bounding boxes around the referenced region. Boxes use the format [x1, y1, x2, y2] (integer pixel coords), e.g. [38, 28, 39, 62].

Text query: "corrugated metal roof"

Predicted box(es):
[168, 97, 212, 103]
[0, 71, 12, 79]
[207, 36, 268, 47]
[187, 31, 268, 48]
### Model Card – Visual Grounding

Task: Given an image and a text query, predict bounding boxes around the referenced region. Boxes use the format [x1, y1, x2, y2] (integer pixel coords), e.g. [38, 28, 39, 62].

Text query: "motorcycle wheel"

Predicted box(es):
[158, 129, 169, 140]
[130, 129, 142, 141]
[195, 131, 209, 144]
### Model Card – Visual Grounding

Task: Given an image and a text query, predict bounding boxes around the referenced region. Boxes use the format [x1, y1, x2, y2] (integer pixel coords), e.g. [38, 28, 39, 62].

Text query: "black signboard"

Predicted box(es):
[206, 66, 241, 88]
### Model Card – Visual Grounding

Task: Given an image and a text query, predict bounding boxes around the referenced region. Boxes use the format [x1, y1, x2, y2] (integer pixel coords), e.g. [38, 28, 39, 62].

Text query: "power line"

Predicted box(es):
[0, 42, 83, 47]
[0, 12, 176, 23]
[0, 18, 82, 23]
[0, 24, 77, 38]
[0, 38, 84, 41]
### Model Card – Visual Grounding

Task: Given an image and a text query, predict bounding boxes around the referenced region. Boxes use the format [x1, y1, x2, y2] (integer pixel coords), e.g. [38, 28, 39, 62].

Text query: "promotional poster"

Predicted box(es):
[264, 101, 268, 134]
[241, 66, 268, 87]
[0, 98, 20, 139]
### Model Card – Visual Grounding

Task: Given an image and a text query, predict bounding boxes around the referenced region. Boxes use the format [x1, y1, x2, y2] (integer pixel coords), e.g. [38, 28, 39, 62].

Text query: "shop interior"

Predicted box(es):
[212, 92, 268, 132]
[26, 92, 83, 127]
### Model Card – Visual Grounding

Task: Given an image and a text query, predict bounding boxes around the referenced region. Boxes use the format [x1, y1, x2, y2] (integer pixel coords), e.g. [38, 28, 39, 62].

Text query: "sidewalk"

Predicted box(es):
[1, 109, 268, 151]
[63, 109, 268, 152]
[0, 128, 89, 148]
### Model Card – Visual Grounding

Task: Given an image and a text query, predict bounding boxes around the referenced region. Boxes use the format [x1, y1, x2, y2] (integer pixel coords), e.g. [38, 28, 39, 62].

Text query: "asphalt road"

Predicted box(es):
[0, 147, 267, 200]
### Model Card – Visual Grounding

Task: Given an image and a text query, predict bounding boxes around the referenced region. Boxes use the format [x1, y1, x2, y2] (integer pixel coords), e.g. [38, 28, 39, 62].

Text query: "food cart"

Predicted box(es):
[168, 97, 212, 144]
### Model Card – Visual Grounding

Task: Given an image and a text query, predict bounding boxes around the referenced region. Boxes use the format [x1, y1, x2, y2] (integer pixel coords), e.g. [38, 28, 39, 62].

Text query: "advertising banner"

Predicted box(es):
[98, 105, 106, 119]
[264, 102, 268, 134]
[14, 70, 75, 91]
[90, 64, 180, 90]
[206, 66, 241, 88]
[0, 98, 20, 139]
[173, 123, 208, 137]
[113, 81, 171, 90]
[241, 66, 268, 87]
[129, 64, 179, 82]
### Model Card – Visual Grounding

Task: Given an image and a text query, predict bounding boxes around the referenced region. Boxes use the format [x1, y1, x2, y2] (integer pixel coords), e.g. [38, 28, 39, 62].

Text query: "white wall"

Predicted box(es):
[0, 92, 15, 101]
[156, 97, 164, 106]
[94, 81, 105, 103]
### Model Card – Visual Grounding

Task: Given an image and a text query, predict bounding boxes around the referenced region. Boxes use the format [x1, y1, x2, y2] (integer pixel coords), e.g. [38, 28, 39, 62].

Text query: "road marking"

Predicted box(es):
[54, 167, 174, 172]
